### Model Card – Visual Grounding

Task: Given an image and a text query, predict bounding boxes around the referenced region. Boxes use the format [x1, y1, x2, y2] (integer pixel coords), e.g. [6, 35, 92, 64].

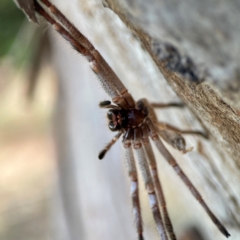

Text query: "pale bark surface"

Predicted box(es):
[105, 0, 240, 107]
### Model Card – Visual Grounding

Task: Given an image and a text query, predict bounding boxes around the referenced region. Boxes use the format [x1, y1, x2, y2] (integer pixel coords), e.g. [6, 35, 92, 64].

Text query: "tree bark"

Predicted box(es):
[50, 0, 240, 239]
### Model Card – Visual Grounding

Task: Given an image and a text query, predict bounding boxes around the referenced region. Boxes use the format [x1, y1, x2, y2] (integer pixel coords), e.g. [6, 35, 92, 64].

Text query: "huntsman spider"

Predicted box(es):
[19, 0, 231, 239]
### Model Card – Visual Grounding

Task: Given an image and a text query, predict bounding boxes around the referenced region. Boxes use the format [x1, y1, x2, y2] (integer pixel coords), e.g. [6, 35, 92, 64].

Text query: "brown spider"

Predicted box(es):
[20, 0, 230, 239]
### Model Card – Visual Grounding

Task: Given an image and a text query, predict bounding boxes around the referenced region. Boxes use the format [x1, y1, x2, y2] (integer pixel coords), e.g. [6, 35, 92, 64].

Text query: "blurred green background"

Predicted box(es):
[0, 1, 55, 240]
[0, 0, 24, 56]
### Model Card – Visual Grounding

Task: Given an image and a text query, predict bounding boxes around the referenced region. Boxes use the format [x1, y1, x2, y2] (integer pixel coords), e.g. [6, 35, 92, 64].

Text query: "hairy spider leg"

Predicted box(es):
[39, 0, 94, 50]
[124, 146, 144, 240]
[137, 99, 187, 153]
[146, 98, 208, 141]
[141, 124, 177, 240]
[39, 0, 124, 92]
[151, 103, 184, 108]
[34, 1, 118, 97]
[157, 122, 208, 139]
[146, 117, 230, 238]
[139, 98, 204, 152]
[98, 131, 122, 159]
[134, 145, 168, 240]
[123, 126, 169, 240]
[132, 126, 169, 240]
[38, 0, 135, 109]
[122, 128, 145, 240]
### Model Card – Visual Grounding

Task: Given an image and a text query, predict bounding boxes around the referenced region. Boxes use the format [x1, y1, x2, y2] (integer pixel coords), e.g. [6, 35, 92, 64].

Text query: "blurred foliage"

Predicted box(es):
[0, 0, 25, 57]
[0, 0, 44, 70]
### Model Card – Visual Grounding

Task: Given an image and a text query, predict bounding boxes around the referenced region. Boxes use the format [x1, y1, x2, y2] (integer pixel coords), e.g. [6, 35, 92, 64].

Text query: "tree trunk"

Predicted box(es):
[51, 0, 240, 239]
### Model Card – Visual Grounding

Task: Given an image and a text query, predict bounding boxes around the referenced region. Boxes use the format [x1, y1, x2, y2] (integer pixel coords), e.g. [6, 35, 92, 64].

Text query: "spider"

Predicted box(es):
[20, 0, 231, 239]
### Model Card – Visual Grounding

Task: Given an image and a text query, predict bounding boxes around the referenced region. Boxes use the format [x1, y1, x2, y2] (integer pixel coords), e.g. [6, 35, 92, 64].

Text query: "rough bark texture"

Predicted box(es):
[104, 0, 240, 107]
[103, 0, 240, 167]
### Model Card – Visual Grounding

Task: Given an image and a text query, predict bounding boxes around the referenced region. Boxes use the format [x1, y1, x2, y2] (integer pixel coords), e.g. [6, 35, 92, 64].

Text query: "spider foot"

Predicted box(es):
[98, 149, 107, 159]
[182, 146, 194, 154]
[138, 234, 144, 240]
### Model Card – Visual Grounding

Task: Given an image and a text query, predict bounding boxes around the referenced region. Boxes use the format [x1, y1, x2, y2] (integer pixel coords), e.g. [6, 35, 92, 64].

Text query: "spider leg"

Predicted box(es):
[34, 1, 118, 98]
[137, 99, 200, 153]
[133, 128, 169, 240]
[98, 131, 122, 159]
[141, 124, 177, 240]
[151, 103, 184, 109]
[137, 99, 188, 153]
[157, 122, 208, 139]
[37, 0, 135, 109]
[157, 128, 192, 154]
[124, 145, 144, 240]
[38, 0, 93, 49]
[123, 129, 145, 239]
[146, 118, 230, 238]
[39, 0, 126, 92]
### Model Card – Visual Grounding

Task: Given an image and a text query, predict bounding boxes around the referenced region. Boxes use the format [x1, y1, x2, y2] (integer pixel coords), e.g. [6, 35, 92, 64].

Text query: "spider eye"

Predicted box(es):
[109, 121, 120, 131]
[107, 109, 118, 120]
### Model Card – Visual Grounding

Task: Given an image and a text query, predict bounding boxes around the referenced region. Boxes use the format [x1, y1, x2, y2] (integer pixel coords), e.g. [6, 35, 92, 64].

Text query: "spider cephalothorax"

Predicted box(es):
[107, 106, 147, 131]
